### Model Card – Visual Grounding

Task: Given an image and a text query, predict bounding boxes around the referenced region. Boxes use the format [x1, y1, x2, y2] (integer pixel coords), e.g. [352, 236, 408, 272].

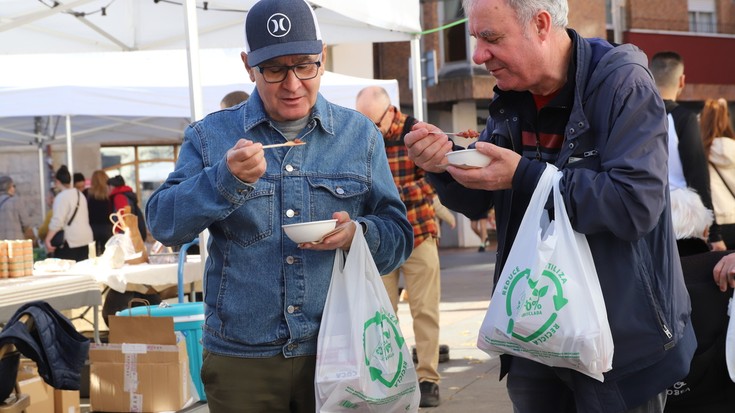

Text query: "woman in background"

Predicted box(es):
[701, 98, 735, 249]
[44, 165, 93, 261]
[87, 170, 113, 256]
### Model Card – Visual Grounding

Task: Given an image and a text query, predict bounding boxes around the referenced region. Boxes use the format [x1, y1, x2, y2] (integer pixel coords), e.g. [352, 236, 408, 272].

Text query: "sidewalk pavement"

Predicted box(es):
[397, 245, 513, 412]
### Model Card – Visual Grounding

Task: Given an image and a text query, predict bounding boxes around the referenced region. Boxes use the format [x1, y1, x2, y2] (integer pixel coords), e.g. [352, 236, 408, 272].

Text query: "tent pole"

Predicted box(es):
[65, 115, 74, 176]
[183, 0, 204, 122]
[182, 0, 209, 273]
[410, 35, 424, 121]
[38, 145, 46, 221]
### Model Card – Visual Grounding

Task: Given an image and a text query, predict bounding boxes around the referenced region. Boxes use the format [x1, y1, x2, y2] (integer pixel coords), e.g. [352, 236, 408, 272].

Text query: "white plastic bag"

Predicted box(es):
[477, 164, 614, 381]
[727, 289, 735, 382]
[315, 222, 420, 412]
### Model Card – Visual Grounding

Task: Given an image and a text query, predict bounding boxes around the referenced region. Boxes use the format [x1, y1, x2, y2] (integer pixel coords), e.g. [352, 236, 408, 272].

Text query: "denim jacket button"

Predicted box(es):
[336, 187, 345, 195]
[287, 305, 295, 314]
[286, 209, 295, 218]
[285, 164, 294, 172]
[286, 256, 295, 264]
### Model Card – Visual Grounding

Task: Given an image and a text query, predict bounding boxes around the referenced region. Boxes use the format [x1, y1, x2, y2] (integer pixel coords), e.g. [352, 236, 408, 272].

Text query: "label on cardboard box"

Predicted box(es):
[122, 343, 149, 354]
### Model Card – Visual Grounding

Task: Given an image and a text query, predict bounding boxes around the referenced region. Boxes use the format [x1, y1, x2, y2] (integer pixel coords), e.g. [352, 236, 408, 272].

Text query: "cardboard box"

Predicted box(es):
[16, 358, 82, 413]
[89, 315, 191, 412]
[16, 359, 54, 413]
[17, 376, 54, 413]
[54, 390, 80, 413]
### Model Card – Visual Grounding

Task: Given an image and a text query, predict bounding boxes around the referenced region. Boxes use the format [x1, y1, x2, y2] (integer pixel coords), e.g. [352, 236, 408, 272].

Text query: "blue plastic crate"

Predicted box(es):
[116, 302, 205, 401]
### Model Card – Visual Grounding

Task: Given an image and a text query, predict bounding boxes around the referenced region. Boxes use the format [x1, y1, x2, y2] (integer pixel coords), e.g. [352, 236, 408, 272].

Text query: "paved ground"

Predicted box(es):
[396, 245, 513, 412]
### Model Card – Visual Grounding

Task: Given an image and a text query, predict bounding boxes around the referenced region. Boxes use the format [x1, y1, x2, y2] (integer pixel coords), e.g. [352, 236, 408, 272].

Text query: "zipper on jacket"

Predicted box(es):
[505, 119, 517, 152]
[658, 312, 674, 350]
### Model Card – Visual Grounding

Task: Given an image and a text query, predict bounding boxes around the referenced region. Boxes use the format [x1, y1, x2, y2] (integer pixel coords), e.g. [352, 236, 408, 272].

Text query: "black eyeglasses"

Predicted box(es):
[257, 61, 322, 83]
[375, 105, 392, 126]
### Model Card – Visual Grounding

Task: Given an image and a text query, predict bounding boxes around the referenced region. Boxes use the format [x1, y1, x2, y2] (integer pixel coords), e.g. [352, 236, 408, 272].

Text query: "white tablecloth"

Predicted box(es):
[0, 273, 102, 323]
[67, 256, 204, 294]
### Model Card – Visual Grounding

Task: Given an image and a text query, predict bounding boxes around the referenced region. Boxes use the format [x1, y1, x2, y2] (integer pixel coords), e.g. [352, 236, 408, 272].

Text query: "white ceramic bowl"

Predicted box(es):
[282, 219, 338, 243]
[445, 149, 491, 168]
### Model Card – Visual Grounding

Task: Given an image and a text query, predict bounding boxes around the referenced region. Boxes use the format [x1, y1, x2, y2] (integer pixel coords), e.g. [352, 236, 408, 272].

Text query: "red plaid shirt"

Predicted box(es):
[384, 110, 437, 248]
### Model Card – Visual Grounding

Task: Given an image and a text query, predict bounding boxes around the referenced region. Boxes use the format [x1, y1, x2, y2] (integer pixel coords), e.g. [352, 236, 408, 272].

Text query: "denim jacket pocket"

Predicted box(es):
[306, 176, 368, 217]
[222, 179, 276, 247]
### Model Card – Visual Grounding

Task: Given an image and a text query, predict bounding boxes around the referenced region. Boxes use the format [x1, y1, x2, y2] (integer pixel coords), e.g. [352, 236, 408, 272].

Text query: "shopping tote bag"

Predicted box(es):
[315, 222, 420, 412]
[477, 164, 614, 381]
[727, 289, 735, 382]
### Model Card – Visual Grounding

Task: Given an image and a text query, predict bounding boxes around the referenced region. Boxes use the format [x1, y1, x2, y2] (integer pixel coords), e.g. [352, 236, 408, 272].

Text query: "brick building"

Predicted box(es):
[372, 0, 735, 129]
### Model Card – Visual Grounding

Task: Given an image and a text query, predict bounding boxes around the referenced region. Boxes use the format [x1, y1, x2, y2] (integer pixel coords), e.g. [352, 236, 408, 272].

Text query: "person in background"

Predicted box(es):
[73, 172, 88, 196]
[649, 51, 724, 253]
[432, 195, 456, 246]
[356, 85, 442, 407]
[45, 165, 93, 261]
[0, 176, 32, 240]
[701, 98, 735, 250]
[107, 175, 135, 215]
[404, 0, 696, 411]
[220, 90, 250, 109]
[87, 170, 113, 256]
[713, 250, 735, 292]
[145, 0, 412, 411]
[470, 210, 491, 252]
[37, 189, 56, 243]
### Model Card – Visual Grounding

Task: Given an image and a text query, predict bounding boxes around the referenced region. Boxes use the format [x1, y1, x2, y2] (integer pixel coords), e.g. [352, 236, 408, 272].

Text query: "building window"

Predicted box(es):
[441, 0, 469, 63]
[101, 145, 179, 210]
[688, 0, 717, 33]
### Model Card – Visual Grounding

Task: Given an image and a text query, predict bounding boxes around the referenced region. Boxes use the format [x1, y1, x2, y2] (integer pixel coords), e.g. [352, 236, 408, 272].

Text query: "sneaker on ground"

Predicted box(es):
[412, 344, 450, 364]
[419, 381, 440, 407]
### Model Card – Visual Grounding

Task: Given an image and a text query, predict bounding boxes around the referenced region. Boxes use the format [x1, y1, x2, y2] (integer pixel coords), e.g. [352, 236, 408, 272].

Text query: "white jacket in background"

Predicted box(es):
[709, 137, 735, 225]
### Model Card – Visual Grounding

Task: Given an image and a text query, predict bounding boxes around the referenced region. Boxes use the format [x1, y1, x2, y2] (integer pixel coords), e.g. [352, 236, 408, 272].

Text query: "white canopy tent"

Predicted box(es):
[0, 0, 421, 52]
[0, 48, 400, 146]
[0, 0, 424, 120]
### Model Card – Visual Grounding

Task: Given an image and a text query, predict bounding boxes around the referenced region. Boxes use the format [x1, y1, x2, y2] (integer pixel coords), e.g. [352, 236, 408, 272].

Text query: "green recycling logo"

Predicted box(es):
[363, 309, 408, 388]
[501, 263, 569, 344]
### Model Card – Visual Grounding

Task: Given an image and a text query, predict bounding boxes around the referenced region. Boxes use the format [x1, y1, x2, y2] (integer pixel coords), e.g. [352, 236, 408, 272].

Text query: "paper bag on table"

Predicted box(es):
[109, 206, 149, 265]
[90, 311, 191, 413]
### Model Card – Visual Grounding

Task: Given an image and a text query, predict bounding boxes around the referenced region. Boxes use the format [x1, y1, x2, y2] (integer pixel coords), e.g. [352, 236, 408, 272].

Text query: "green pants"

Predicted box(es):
[201, 350, 316, 413]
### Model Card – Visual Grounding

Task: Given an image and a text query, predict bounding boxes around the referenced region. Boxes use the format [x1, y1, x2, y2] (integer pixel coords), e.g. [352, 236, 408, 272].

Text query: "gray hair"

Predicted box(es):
[462, 0, 568, 28]
[0, 176, 12, 193]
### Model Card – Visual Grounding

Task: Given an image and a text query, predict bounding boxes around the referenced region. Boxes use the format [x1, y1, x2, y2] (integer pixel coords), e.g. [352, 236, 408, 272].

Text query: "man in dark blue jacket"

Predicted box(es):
[405, 0, 696, 412]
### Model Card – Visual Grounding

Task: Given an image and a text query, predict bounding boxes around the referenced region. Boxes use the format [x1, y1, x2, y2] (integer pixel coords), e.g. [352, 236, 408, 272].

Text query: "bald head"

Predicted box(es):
[355, 86, 394, 135]
[356, 86, 391, 118]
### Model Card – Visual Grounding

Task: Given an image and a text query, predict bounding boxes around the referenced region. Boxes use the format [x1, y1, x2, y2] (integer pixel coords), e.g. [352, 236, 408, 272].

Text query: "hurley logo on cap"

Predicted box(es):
[244, 0, 324, 67]
[268, 13, 291, 37]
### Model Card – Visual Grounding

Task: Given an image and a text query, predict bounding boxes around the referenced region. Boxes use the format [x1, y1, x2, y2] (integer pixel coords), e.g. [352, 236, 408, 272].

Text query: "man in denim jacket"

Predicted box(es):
[146, 0, 412, 411]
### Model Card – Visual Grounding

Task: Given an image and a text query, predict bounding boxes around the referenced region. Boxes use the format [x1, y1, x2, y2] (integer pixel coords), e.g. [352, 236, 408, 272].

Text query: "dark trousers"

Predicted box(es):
[507, 357, 667, 413]
[201, 350, 316, 413]
[53, 244, 88, 262]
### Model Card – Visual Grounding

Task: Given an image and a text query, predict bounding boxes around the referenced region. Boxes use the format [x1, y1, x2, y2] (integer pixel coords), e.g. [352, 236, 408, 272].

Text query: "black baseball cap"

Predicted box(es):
[244, 0, 323, 67]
